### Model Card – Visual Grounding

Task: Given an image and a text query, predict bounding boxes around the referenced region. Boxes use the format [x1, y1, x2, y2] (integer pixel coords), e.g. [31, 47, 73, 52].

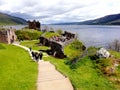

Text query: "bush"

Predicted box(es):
[87, 47, 98, 60]
[43, 32, 60, 38]
[64, 57, 78, 69]
[56, 29, 63, 35]
[15, 29, 43, 40]
[108, 39, 120, 52]
[87, 47, 112, 74]
[70, 39, 86, 51]
[64, 39, 86, 69]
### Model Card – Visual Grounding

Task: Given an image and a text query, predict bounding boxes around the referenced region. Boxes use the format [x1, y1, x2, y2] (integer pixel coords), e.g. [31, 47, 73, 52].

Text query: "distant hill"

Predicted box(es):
[0, 12, 27, 25]
[54, 13, 120, 25]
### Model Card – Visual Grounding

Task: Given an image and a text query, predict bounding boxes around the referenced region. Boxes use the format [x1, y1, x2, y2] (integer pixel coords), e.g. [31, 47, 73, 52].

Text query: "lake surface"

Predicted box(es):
[4, 25, 120, 48]
[42, 25, 120, 47]
[3, 25, 27, 30]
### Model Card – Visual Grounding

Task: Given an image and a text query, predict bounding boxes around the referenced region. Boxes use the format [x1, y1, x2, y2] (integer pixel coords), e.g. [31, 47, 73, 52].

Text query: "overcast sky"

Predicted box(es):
[0, 0, 120, 24]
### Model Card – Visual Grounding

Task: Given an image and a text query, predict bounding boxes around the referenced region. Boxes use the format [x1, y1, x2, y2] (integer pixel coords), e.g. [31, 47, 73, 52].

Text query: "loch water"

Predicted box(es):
[4, 25, 120, 48]
[42, 25, 120, 47]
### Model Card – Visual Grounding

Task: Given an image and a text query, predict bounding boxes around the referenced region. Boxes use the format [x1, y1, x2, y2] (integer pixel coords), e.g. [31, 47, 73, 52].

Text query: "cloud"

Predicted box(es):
[0, 0, 120, 24]
[0, 0, 4, 5]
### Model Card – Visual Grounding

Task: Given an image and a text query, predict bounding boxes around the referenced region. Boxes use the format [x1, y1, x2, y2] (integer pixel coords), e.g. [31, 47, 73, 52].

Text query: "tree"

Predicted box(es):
[108, 39, 120, 52]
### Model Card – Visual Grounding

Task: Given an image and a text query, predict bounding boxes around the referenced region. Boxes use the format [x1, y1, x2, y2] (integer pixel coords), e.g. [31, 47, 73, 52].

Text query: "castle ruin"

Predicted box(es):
[0, 28, 17, 44]
[28, 20, 41, 30]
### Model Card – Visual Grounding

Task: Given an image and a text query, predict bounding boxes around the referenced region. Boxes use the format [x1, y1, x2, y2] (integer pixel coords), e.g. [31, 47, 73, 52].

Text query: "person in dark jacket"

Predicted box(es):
[31, 51, 35, 59]
[39, 51, 43, 60]
[35, 52, 39, 62]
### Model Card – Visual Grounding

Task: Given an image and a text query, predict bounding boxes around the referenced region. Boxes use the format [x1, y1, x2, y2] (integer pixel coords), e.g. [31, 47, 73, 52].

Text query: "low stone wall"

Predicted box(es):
[39, 36, 66, 59]
[62, 31, 75, 40]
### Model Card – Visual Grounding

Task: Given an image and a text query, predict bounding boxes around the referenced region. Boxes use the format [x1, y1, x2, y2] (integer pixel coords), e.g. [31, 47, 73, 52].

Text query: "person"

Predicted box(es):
[39, 51, 43, 60]
[35, 52, 39, 62]
[31, 51, 35, 60]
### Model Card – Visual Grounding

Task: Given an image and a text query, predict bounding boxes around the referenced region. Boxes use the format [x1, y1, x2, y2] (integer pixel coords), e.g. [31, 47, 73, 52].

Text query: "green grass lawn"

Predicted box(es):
[0, 43, 38, 90]
[43, 45, 118, 90]
[20, 40, 50, 50]
[43, 32, 60, 38]
[19, 40, 119, 90]
[64, 42, 83, 60]
[15, 29, 43, 41]
[43, 56, 116, 90]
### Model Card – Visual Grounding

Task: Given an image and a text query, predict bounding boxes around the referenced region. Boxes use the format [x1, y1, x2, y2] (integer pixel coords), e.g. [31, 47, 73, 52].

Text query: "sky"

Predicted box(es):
[0, 0, 120, 24]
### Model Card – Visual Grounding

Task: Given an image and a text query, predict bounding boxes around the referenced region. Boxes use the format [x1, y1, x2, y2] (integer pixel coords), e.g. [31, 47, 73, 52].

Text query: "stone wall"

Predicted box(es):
[50, 41, 66, 58]
[62, 31, 75, 40]
[39, 36, 66, 58]
[0, 29, 17, 44]
[39, 31, 76, 59]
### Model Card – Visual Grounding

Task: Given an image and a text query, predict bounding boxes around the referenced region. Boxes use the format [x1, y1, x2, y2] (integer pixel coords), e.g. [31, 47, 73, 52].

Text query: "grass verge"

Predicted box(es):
[20, 40, 50, 50]
[43, 53, 116, 90]
[19, 40, 118, 90]
[0, 43, 38, 90]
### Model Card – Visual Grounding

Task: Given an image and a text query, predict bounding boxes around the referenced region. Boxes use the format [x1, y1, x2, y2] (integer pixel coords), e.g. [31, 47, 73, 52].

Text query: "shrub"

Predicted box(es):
[56, 29, 63, 35]
[70, 39, 86, 51]
[64, 39, 86, 69]
[87, 47, 113, 75]
[87, 47, 98, 60]
[15, 29, 43, 40]
[43, 32, 60, 38]
[108, 39, 120, 52]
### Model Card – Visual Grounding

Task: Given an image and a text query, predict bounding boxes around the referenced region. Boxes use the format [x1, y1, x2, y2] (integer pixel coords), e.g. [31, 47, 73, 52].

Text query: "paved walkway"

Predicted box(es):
[13, 43, 74, 90]
[37, 60, 73, 90]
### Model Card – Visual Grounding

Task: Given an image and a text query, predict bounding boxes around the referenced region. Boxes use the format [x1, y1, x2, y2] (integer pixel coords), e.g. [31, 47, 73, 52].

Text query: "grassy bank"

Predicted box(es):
[0, 43, 38, 90]
[43, 45, 116, 90]
[20, 40, 118, 90]
[15, 29, 43, 41]
[20, 40, 50, 50]
[43, 31, 60, 38]
[43, 56, 115, 90]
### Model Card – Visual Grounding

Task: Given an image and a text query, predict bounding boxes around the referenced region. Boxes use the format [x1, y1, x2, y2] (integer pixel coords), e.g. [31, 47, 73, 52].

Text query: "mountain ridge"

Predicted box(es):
[53, 13, 120, 25]
[0, 12, 27, 25]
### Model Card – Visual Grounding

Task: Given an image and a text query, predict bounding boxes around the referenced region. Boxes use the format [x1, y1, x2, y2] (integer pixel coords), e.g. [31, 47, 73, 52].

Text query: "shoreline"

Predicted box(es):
[1, 25, 120, 48]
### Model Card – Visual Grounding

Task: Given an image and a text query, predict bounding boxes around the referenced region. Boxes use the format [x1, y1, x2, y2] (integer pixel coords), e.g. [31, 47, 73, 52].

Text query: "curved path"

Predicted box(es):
[13, 43, 74, 90]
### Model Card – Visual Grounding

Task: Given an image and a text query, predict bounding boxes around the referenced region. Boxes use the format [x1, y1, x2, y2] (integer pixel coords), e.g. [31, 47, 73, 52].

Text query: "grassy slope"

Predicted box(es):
[0, 43, 38, 90]
[20, 40, 50, 50]
[43, 32, 60, 38]
[43, 46, 116, 90]
[15, 29, 43, 41]
[0, 13, 27, 25]
[20, 40, 117, 90]
[107, 50, 120, 89]
[43, 56, 115, 90]
[64, 41, 83, 60]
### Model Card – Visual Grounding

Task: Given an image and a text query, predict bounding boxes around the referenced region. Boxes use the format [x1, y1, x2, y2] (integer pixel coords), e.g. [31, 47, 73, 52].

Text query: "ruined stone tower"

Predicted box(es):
[28, 20, 41, 30]
[0, 28, 17, 44]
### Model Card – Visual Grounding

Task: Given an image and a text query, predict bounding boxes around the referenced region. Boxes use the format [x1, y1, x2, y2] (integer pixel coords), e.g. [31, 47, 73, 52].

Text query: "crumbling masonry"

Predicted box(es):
[0, 28, 17, 44]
